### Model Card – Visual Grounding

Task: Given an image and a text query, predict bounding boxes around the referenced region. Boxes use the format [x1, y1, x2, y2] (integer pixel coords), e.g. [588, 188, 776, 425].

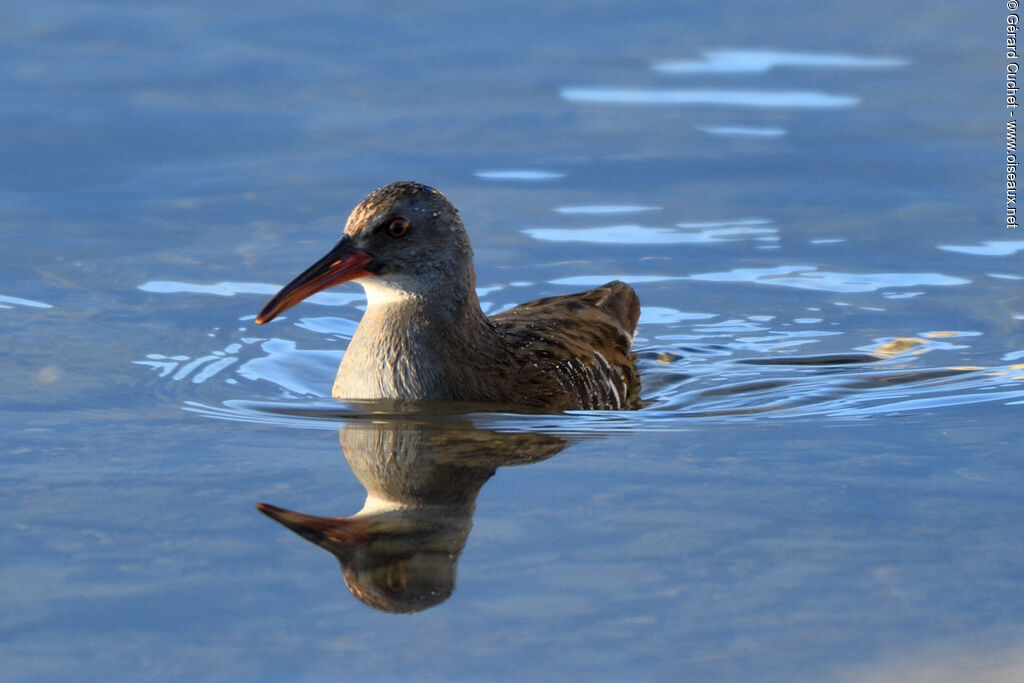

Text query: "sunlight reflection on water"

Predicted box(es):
[651, 49, 909, 74]
[690, 266, 970, 293]
[524, 222, 776, 244]
[554, 205, 661, 214]
[140, 280, 363, 307]
[937, 240, 1024, 256]
[0, 293, 53, 309]
[698, 125, 787, 137]
[560, 88, 859, 108]
[474, 170, 566, 180]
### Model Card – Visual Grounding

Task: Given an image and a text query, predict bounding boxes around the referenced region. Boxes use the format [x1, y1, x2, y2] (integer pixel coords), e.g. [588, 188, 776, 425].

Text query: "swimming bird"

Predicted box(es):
[255, 182, 640, 410]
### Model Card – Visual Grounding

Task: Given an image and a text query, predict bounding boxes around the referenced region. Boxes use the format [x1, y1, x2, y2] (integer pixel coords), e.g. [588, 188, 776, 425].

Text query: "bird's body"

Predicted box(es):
[335, 279, 639, 409]
[256, 182, 640, 410]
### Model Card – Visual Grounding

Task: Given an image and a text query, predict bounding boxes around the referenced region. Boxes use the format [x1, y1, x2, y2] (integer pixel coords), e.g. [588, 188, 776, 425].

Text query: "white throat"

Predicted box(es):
[358, 277, 420, 308]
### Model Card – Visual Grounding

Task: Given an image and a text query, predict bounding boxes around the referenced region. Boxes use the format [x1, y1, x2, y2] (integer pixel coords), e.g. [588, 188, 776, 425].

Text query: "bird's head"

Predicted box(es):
[256, 182, 473, 324]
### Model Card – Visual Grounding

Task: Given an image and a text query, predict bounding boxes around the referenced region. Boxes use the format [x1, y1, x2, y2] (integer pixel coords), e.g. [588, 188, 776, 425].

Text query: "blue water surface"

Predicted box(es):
[3, 2, 1022, 682]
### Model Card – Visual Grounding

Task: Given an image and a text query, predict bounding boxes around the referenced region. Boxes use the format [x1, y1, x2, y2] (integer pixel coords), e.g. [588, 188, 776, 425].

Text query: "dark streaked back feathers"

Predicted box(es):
[489, 280, 641, 410]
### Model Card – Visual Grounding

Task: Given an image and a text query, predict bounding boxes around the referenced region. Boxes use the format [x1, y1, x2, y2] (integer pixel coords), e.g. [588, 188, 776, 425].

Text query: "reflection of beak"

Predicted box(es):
[255, 236, 372, 324]
[256, 503, 372, 552]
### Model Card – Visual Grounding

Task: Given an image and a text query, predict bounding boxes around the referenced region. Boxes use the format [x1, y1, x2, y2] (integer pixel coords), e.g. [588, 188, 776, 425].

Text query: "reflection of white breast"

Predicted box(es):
[355, 493, 406, 517]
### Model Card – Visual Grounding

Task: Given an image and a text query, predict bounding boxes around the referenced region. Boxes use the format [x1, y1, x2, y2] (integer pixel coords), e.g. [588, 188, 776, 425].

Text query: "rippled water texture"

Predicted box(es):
[3, 3, 1022, 682]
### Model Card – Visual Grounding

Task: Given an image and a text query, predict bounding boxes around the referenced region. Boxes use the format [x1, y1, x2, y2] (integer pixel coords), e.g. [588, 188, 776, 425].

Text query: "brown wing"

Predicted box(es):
[489, 280, 641, 410]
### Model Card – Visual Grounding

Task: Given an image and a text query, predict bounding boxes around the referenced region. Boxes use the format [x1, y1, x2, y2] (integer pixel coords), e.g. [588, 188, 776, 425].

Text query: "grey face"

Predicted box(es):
[343, 182, 472, 286]
[256, 182, 475, 324]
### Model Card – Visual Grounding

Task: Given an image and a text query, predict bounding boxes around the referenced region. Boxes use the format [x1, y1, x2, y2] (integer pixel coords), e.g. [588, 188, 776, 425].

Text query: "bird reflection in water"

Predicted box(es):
[258, 419, 566, 613]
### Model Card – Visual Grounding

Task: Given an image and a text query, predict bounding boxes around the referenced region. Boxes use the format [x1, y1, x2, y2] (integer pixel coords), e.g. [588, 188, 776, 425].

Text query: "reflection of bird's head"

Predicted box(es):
[342, 552, 455, 614]
[256, 502, 464, 613]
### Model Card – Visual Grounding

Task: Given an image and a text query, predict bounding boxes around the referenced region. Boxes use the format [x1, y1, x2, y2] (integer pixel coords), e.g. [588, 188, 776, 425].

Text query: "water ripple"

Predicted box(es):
[179, 356, 1024, 434]
[135, 278, 1015, 436]
[140, 310, 1024, 435]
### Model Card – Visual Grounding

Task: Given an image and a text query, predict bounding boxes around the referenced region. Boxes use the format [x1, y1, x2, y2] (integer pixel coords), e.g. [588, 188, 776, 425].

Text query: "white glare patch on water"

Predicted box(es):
[987, 273, 1023, 280]
[555, 205, 661, 214]
[690, 266, 970, 293]
[676, 218, 772, 229]
[138, 280, 363, 307]
[295, 316, 358, 337]
[140, 281, 278, 297]
[640, 307, 717, 324]
[136, 331, 341, 395]
[560, 88, 859, 108]
[526, 225, 684, 244]
[652, 49, 909, 74]
[810, 238, 846, 244]
[135, 351, 238, 383]
[698, 126, 787, 137]
[525, 222, 776, 245]
[0, 293, 53, 309]
[236, 339, 339, 397]
[474, 170, 566, 181]
[937, 240, 1024, 256]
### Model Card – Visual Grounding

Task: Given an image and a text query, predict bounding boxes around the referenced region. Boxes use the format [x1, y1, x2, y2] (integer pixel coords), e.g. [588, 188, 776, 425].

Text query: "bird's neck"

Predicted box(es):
[359, 274, 488, 327]
[333, 275, 502, 400]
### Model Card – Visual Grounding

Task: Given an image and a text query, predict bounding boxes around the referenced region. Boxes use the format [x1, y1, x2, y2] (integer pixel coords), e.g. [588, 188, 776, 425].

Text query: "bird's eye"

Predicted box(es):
[387, 217, 410, 238]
